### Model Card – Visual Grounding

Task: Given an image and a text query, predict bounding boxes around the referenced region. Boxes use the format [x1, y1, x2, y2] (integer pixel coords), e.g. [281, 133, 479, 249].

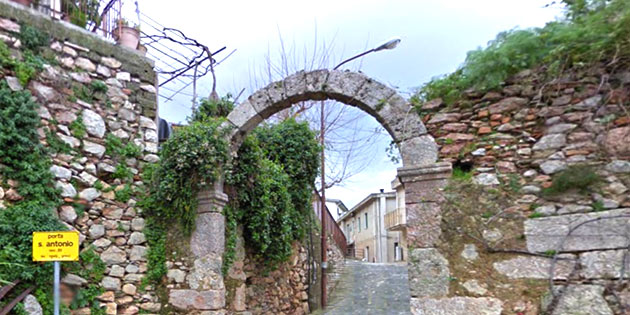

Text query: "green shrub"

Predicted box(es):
[18, 24, 49, 51]
[121, 142, 142, 158]
[592, 200, 605, 212]
[112, 163, 133, 181]
[416, 0, 630, 105]
[542, 165, 600, 196]
[227, 139, 299, 266]
[69, 113, 87, 138]
[0, 41, 45, 86]
[452, 168, 473, 181]
[90, 80, 108, 93]
[45, 129, 74, 154]
[114, 184, 133, 203]
[190, 95, 234, 122]
[145, 120, 230, 233]
[141, 218, 166, 286]
[0, 41, 12, 67]
[105, 134, 141, 158]
[0, 81, 66, 314]
[73, 84, 92, 102]
[225, 119, 320, 268]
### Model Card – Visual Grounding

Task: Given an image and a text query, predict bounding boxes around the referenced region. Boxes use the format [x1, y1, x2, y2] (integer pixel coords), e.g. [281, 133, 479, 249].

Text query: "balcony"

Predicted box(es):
[384, 207, 406, 231]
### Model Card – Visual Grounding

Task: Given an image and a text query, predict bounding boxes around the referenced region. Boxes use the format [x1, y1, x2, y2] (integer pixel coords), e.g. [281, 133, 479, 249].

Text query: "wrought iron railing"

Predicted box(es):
[22, 0, 122, 41]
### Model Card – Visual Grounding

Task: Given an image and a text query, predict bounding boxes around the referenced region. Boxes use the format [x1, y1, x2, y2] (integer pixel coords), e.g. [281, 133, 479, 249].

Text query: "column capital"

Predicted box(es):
[397, 162, 452, 183]
[198, 186, 229, 214]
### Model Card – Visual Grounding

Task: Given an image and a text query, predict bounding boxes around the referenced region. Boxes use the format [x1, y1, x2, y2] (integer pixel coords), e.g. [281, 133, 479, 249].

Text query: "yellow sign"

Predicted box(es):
[32, 231, 80, 262]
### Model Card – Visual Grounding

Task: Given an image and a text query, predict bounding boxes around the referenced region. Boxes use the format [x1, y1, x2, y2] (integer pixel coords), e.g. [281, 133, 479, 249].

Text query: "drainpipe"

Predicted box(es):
[378, 189, 387, 263]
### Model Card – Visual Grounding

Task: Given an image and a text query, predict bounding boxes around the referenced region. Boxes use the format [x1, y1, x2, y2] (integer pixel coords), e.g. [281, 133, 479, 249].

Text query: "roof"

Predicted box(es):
[327, 198, 349, 213]
[336, 191, 395, 223]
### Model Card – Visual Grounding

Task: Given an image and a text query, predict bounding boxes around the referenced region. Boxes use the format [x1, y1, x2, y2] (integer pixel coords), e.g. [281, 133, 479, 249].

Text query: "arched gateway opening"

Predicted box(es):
[178, 69, 453, 313]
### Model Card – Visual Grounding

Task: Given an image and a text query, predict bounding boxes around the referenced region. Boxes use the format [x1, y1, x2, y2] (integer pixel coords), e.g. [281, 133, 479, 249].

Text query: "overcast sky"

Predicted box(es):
[134, 0, 563, 208]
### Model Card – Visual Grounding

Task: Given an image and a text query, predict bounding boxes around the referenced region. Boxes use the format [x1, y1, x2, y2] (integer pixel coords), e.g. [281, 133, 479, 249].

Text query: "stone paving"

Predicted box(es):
[318, 260, 411, 315]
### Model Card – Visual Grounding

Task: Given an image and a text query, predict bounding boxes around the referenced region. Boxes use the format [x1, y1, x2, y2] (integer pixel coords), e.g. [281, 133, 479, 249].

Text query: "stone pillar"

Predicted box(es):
[397, 162, 452, 309]
[190, 184, 227, 257]
[168, 182, 227, 312]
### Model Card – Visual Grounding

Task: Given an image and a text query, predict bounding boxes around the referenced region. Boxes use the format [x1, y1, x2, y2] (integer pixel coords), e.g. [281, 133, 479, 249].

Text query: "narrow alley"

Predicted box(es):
[319, 260, 410, 315]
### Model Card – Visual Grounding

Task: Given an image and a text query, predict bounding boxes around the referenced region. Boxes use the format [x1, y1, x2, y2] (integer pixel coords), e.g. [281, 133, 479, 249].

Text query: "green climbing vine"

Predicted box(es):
[223, 119, 320, 270]
[142, 96, 320, 286]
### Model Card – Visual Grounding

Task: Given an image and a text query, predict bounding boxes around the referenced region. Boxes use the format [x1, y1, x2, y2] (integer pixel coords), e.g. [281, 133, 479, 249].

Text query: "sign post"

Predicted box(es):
[32, 231, 80, 315]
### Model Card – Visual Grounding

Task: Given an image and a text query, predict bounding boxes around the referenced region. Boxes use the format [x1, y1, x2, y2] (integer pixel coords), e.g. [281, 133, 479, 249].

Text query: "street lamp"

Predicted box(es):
[320, 37, 401, 308]
[333, 38, 401, 70]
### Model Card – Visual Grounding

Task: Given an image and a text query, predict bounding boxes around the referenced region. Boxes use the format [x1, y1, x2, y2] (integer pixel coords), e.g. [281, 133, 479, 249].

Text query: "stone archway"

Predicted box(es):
[179, 70, 452, 313]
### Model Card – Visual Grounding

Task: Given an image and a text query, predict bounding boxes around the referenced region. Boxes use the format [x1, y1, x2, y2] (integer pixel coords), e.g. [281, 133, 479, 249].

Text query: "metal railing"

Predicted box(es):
[312, 194, 348, 255]
[0, 280, 34, 315]
[384, 207, 406, 231]
[25, 0, 122, 41]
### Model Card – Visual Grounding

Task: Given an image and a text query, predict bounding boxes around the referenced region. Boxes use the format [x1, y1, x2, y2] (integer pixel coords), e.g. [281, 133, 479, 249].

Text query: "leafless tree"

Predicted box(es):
[246, 28, 396, 191]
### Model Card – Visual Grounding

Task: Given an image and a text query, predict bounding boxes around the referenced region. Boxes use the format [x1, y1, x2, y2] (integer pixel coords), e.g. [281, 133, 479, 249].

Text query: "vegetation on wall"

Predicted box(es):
[143, 120, 231, 233]
[0, 24, 107, 314]
[0, 78, 68, 312]
[542, 165, 601, 196]
[141, 96, 320, 286]
[416, 0, 630, 105]
[225, 119, 320, 269]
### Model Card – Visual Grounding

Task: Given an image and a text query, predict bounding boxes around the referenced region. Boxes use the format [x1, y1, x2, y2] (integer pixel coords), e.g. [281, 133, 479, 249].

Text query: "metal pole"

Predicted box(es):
[53, 261, 60, 315]
[320, 100, 327, 308]
[192, 64, 198, 112]
[333, 49, 374, 70]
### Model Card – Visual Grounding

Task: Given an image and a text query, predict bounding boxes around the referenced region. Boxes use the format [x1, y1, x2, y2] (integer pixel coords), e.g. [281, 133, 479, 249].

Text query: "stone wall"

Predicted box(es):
[325, 234, 346, 302]
[164, 222, 346, 314]
[412, 65, 630, 314]
[0, 1, 159, 314]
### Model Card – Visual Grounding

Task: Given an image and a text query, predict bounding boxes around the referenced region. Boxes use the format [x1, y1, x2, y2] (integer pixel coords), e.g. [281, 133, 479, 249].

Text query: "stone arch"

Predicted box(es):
[184, 70, 450, 314]
[223, 69, 438, 166]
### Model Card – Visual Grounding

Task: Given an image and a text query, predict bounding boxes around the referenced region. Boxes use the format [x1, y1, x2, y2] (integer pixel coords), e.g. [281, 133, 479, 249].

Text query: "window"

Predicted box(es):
[358, 217, 361, 232]
[365, 213, 368, 229]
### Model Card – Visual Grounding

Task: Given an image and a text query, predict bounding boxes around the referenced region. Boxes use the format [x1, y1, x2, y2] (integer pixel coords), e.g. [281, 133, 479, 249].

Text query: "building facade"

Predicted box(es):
[385, 177, 407, 262]
[337, 190, 406, 263]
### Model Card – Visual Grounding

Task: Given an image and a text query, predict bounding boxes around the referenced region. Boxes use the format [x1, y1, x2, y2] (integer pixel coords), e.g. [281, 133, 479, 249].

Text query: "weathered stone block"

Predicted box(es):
[408, 248, 449, 298]
[169, 289, 225, 310]
[406, 203, 442, 248]
[604, 127, 630, 158]
[82, 109, 106, 138]
[190, 212, 225, 258]
[378, 99, 427, 142]
[543, 285, 612, 315]
[101, 246, 126, 265]
[400, 135, 439, 167]
[580, 250, 630, 279]
[533, 134, 566, 151]
[187, 254, 224, 290]
[226, 100, 264, 136]
[493, 255, 576, 280]
[524, 208, 630, 252]
[488, 97, 527, 114]
[352, 77, 397, 114]
[402, 179, 448, 203]
[410, 297, 502, 315]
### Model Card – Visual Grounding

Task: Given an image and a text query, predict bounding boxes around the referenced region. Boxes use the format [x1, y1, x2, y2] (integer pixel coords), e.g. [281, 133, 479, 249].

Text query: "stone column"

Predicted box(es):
[168, 182, 227, 312]
[397, 162, 452, 308]
[190, 184, 227, 257]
